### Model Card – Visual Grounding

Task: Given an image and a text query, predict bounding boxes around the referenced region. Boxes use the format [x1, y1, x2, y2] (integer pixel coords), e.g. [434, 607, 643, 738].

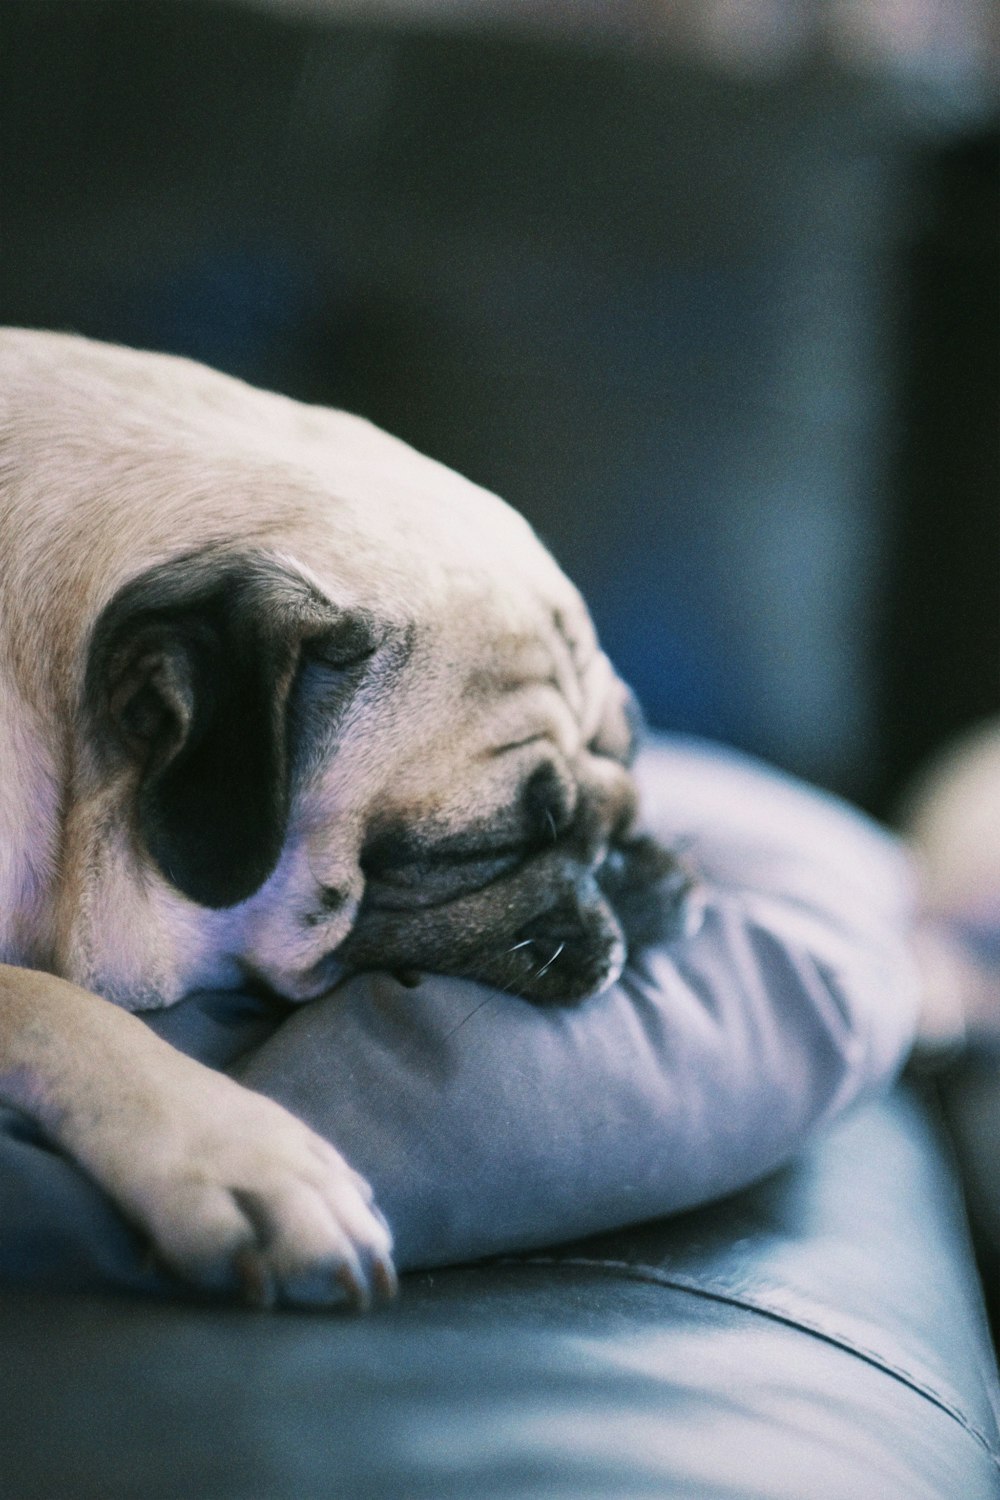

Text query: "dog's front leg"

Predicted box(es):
[0, 965, 396, 1307]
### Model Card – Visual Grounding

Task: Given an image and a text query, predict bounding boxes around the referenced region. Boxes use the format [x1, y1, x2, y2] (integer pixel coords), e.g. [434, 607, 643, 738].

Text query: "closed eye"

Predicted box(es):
[361, 845, 529, 911]
[359, 760, 573, 910]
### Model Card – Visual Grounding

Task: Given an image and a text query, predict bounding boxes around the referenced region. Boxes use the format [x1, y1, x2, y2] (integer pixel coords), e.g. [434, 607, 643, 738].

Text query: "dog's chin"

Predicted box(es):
[470, 835, 694, 1004]
[469, 908, 628, 1004]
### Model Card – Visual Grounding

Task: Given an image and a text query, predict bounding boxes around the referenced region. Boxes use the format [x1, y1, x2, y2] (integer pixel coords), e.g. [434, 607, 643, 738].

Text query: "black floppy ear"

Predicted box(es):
[85, 551, 378, 908]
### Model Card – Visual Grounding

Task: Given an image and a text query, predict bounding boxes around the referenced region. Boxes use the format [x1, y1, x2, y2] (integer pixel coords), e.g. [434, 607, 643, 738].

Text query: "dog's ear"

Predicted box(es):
[85, 551, 378, 907]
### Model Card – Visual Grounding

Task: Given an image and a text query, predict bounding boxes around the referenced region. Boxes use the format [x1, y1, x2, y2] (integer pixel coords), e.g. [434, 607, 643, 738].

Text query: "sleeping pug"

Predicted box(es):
[0, 328, 684, 1308]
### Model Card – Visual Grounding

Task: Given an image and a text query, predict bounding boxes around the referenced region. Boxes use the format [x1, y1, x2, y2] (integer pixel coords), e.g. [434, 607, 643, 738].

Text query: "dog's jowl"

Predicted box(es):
[0, 329, 684, 1307]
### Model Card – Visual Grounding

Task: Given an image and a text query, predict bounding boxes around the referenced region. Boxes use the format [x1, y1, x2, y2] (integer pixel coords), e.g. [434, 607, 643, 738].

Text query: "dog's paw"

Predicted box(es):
[70, 1060, 396, 1310]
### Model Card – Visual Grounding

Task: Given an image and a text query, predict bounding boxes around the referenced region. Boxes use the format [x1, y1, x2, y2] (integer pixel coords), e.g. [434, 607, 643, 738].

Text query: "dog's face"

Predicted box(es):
[5, 331, 682, 1008]
[82, 544, 677, 1007]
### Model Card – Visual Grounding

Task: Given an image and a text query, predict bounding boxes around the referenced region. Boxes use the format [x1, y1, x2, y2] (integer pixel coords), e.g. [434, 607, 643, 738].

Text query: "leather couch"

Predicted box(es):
[2, 1081, 998, 1498]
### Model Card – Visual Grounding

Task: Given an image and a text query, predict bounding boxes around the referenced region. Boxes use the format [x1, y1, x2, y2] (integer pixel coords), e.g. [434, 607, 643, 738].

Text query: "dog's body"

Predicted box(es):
[0, 328, 670, 1306]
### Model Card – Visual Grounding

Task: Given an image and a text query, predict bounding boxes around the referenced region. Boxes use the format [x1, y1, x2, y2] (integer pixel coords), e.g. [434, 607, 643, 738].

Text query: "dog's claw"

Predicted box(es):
[331, 1244, 398, 1311]
[372, 1255, 399, 1302]
[235, 1250, 276, 1310]
[336, 1260, 371, 1312]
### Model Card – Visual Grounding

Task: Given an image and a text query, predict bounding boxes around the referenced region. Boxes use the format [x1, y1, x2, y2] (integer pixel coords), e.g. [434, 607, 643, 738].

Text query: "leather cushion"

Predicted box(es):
[1, 1086, 997, 1499]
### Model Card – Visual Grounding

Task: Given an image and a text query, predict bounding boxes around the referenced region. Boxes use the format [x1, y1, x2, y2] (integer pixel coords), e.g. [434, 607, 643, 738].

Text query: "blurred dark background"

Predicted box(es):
[2, 0, 996, 817]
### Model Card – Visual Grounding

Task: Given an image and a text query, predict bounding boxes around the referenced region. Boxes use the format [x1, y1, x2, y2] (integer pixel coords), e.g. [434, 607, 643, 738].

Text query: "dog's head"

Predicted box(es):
[4, 330, 687, 1006]
[82, 540, 686, 1006]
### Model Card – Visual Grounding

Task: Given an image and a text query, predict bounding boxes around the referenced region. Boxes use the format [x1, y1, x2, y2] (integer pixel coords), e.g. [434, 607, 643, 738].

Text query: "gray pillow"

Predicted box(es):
[0, 735, 920, 1290]
[235, 735, 921, 1269]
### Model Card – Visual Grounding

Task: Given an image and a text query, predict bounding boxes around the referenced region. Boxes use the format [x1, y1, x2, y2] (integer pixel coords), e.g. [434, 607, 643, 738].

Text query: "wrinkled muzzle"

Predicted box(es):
[335, 832, 695, 1004]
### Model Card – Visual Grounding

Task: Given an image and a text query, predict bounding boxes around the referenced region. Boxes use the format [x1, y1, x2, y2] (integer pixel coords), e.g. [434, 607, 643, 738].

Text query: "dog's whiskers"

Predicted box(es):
[533, 941, 565, 979]
[441, 991, 499, 1041]
[440, 936, 566, 1036]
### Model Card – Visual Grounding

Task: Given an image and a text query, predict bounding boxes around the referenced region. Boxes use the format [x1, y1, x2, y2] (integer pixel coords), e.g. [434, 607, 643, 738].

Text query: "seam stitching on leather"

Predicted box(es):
[512, 1254, 1000, 1467]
